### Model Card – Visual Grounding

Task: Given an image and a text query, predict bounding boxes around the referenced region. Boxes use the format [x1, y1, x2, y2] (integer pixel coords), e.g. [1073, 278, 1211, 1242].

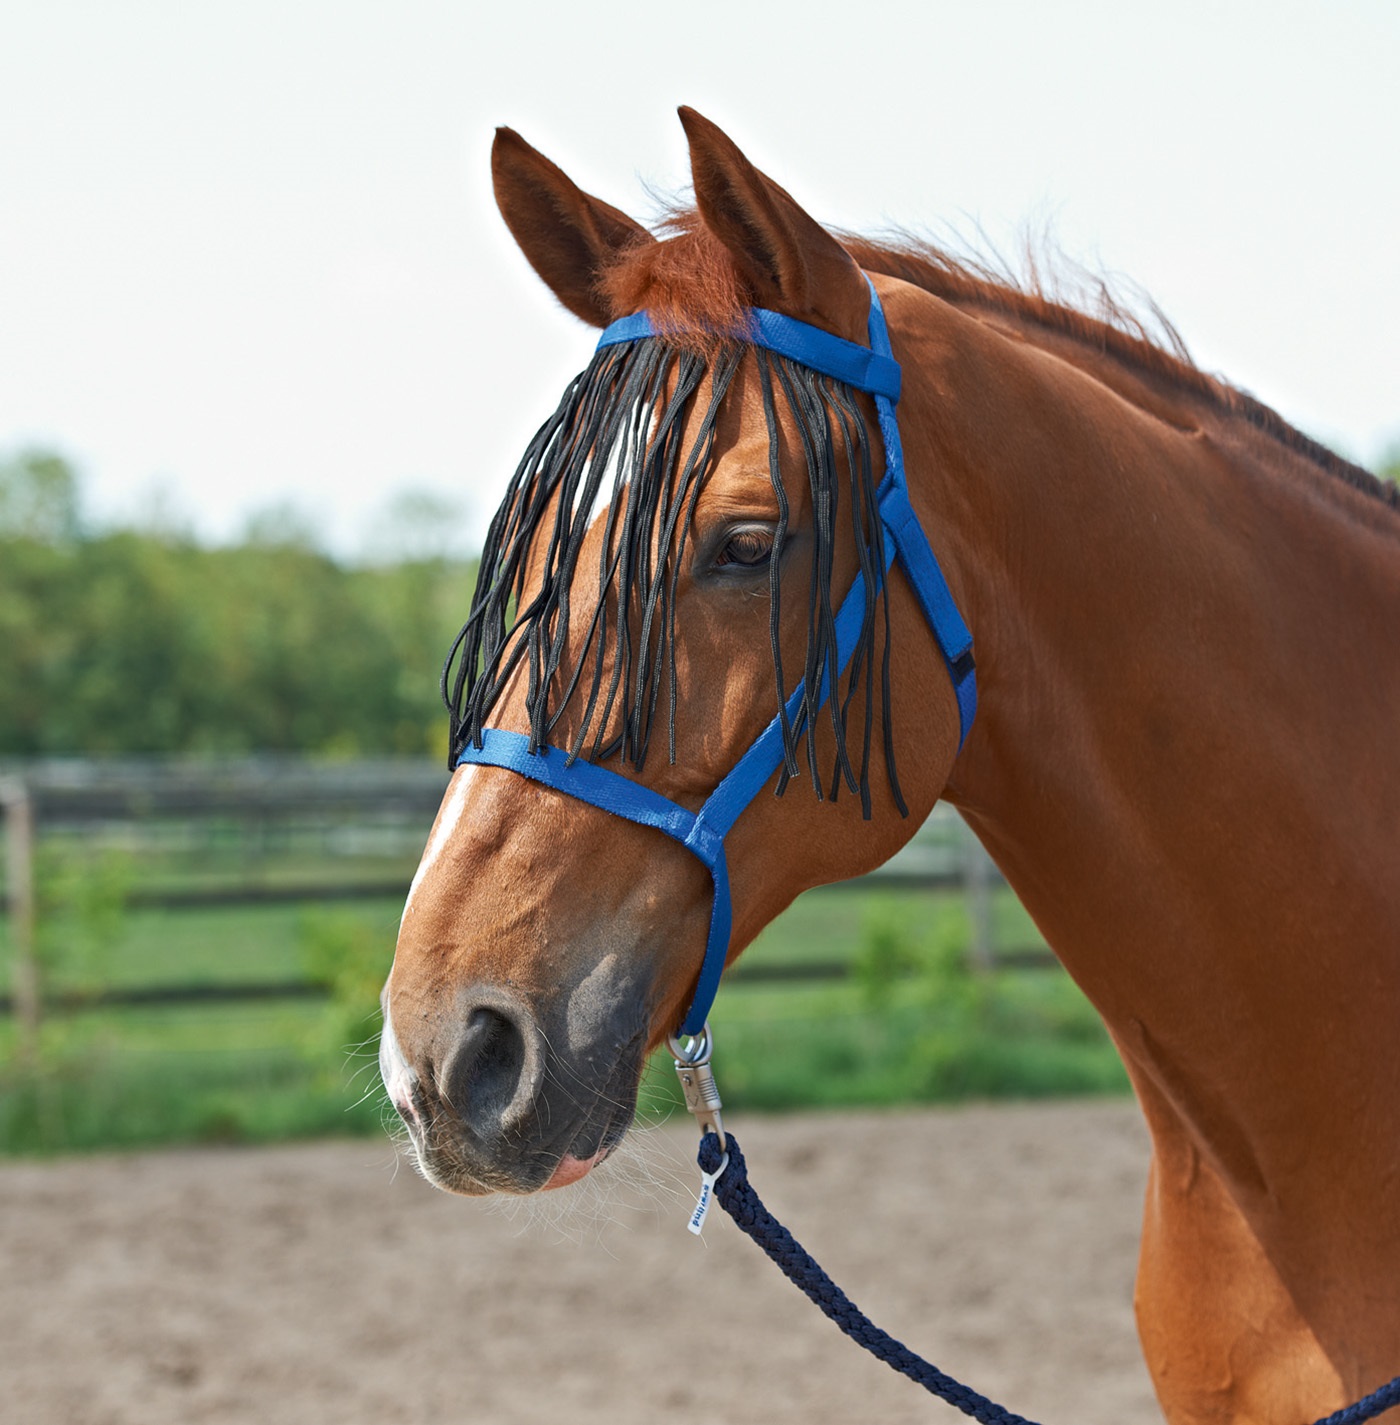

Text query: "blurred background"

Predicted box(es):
[2, 0, 1396, 1157]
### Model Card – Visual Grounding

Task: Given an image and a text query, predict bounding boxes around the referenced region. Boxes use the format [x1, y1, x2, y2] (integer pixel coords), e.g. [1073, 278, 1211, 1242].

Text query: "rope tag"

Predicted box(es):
[688, 1154, 729, 1235]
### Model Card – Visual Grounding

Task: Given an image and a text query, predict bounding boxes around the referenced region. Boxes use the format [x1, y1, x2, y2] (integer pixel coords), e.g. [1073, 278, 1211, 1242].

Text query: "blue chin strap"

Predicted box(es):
[455, 279, 976, 1037]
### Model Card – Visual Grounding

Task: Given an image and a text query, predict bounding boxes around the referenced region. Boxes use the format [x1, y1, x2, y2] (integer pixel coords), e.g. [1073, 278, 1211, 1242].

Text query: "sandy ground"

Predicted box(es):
[3, 1100, 1161, 1425]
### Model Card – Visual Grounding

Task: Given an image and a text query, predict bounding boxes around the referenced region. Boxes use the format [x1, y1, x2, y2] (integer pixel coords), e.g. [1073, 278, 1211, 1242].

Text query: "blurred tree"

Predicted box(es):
[0, 535, 77, 753]
[0, 448, 475, 757]
[203, 541, 407, 753]
[240, 500, 323, 552]
[44, 531, 205, 751]
[360, 488, 468, 566]
[0, 449, 82, 543]
[354, 553, 476, 757]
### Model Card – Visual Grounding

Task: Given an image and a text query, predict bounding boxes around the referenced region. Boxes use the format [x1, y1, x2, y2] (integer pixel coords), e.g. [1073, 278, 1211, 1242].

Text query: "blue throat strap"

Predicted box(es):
[457, 279, 976, 1035]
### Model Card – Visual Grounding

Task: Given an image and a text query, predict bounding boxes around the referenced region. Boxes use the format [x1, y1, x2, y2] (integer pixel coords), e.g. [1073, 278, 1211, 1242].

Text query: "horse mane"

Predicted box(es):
[843, 233, 1398, 512]
[601, 212, 1398, 514]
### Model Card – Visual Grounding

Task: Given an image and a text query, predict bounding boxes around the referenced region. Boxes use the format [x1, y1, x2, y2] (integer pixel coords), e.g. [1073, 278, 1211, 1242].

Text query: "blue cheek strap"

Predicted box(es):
[457, 279, 975, 1036]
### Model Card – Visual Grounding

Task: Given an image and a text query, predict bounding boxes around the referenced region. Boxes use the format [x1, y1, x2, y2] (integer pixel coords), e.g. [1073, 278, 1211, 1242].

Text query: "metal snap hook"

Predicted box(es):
[668, 1021, 728, 1234]
[669, 1021, 724, 1151]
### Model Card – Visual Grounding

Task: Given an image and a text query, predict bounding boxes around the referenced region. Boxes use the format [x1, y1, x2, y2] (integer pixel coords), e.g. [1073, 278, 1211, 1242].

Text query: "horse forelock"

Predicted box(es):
[598, 212, 756, 357]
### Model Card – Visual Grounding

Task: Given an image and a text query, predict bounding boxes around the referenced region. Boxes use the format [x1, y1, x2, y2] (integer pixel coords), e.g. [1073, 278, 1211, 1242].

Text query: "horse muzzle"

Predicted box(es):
[379, 982, 644, 1196]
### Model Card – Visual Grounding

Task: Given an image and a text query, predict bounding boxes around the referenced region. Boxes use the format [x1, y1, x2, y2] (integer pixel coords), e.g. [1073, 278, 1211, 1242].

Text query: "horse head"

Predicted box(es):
[379, 110, 967, 1196]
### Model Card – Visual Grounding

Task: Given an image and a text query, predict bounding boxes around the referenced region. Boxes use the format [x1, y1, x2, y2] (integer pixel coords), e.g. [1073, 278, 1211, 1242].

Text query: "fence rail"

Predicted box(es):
[1, 756, 452, 824]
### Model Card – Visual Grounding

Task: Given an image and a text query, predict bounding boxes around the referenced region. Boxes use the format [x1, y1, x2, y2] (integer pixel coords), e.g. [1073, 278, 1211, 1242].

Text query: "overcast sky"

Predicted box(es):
[2, 1, 1396, 557]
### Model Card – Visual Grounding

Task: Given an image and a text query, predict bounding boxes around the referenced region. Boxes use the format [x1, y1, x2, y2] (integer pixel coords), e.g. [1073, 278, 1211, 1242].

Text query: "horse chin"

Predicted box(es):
[409, 1151, 510, 1198]
[407, 1138, 613, 1198]
[398, 1092, 634, 1198]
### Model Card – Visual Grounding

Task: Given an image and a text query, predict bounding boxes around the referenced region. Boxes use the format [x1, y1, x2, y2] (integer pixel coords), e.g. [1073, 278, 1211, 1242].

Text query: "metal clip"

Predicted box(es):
[668, 1023, 725, 1149]
[669, 1023, 727, 1234]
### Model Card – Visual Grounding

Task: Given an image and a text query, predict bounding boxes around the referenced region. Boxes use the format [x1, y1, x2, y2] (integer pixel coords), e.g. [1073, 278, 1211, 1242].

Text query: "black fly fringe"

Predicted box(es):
[443, 335, 904, 818]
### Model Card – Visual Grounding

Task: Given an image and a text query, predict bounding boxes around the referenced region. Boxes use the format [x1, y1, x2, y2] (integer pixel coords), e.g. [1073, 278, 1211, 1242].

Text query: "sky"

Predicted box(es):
[2, 0, 1397, 558]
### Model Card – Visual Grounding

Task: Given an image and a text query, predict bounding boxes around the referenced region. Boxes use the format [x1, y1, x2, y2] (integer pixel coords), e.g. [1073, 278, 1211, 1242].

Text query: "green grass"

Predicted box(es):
[739, 883, 1044, 970]
[1, 900, 405, 993]
[0, 998, 388, 1153]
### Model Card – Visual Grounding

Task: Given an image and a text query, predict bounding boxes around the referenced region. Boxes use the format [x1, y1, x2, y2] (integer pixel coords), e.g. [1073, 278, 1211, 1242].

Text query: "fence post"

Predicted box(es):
[962, 818, 995, 976]
[2, 778, 40, 1064]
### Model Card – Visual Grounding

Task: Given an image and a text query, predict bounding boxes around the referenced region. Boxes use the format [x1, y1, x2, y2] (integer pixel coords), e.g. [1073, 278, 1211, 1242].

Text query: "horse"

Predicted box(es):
[378, 108, 1400, 1425]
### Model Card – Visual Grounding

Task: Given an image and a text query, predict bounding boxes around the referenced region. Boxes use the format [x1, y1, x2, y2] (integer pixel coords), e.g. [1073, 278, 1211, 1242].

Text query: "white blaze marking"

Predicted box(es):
[401, 764, 477, 926]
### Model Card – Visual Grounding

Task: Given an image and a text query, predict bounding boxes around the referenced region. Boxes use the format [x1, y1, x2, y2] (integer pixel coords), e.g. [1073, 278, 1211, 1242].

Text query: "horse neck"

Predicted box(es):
[905, 294, 1400, 1205]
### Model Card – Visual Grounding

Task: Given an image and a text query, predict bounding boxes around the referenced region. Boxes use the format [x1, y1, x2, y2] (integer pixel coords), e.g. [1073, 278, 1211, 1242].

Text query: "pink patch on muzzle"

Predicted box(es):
[542, 1152, 604, 1191]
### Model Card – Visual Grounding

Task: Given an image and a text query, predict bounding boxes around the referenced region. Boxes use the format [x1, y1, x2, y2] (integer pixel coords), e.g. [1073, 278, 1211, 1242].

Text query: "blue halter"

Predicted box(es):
[456, 280, 976, 1036]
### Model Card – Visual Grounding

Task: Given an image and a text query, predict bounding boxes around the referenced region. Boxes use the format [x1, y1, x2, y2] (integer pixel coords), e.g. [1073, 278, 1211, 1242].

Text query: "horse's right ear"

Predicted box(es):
[491, 128, 655, 328]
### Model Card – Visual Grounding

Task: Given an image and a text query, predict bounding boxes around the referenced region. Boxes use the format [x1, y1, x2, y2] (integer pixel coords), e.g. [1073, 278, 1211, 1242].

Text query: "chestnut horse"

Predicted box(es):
[379, 110, 1400, 1425]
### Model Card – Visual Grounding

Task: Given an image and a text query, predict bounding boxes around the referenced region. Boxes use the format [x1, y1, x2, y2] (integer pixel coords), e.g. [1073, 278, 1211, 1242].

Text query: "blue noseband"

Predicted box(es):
[456, 280, 976, 1036]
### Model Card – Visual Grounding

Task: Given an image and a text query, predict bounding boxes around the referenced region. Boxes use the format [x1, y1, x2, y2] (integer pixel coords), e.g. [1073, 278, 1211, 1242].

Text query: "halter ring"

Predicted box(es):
[667, 1025, 714, 1066]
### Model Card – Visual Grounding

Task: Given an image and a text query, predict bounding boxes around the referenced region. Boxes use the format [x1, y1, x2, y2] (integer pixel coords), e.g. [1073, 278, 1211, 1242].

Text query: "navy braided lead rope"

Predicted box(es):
[695, 1132, 1400, 1425]
[1316, 1381, 1400, 1425]
[697, 1130, 1038, 1425]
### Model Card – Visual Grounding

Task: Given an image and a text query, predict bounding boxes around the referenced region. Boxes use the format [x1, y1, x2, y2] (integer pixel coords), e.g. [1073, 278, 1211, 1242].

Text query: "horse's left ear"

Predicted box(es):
[492, 127, 656, 328]
[679, 107, 867, 338]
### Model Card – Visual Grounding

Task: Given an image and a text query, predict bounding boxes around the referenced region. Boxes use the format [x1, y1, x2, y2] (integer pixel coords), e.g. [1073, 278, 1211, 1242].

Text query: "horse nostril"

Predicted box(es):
[441, 1000, 538, 1139]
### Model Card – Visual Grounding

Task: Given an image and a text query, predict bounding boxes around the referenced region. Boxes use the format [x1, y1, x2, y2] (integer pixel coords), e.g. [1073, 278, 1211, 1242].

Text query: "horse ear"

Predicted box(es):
[491, 127, 655, 328]
[678, 107, 866, 336]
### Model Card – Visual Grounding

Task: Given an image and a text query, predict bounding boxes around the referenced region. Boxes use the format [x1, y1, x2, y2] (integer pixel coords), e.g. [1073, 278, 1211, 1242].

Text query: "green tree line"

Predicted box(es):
[0, 450, 474, 758]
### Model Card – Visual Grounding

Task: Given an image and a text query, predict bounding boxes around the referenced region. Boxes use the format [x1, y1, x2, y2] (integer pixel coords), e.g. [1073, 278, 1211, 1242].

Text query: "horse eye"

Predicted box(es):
[714, 528, 775, 570]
